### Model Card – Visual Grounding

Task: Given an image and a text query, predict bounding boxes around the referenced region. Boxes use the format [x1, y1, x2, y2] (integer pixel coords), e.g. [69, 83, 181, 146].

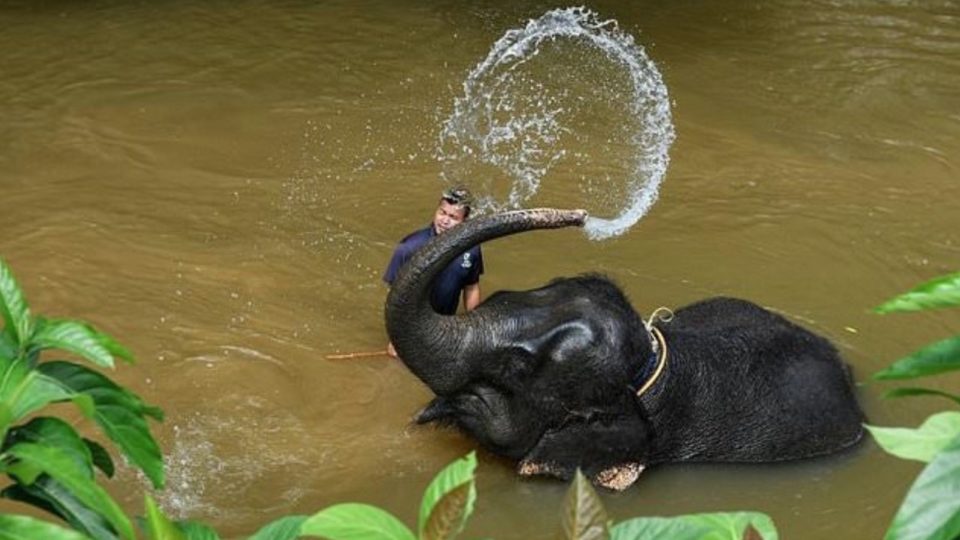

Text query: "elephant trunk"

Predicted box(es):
[385, 208, 588, 395]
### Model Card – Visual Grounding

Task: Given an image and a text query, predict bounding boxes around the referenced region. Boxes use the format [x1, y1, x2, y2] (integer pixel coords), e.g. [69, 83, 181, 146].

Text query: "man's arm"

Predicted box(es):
[384, 242, 412, 359]
[463, 283, 481, 311]
[462, 246, 484, 312]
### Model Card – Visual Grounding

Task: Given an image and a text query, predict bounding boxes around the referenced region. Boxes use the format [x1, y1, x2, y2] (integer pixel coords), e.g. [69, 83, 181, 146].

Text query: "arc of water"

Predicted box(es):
[439, 7, 675, 240]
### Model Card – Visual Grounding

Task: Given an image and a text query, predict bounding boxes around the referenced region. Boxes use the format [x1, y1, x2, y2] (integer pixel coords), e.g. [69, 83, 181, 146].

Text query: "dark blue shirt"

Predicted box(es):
[383, 225, 484, 315]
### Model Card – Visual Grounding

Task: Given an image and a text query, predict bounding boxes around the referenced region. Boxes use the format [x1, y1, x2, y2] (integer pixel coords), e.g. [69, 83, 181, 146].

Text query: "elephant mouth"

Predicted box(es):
[413, 390, 494, 426]
[423, 388, 545, 460]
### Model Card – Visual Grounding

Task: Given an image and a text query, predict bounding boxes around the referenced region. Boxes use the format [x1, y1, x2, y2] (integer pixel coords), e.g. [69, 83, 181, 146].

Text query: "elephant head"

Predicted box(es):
[384, 208, 865, 491]
[385, 208, 663, 488]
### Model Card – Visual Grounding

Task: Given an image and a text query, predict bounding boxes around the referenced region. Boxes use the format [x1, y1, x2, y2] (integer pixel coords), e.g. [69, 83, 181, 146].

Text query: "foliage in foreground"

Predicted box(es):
[558, 470, 775, 540]
[299, 454, 775, 540]
[6, 444, 776, 540]
[0, 256, 776, 539]
[868, 271, 960, 540]
[0, 257, 164, 539]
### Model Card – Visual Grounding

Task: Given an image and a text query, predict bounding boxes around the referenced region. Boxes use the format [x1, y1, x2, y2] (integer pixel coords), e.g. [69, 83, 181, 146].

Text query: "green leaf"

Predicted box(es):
[247, 515, 307, 540]
[1, 478, 119, 540]
[0, 484, 60, 518]
[867, 412, 960, 463]
[7, 417, 95, 476]
[884, 434, 960, 540]
[5, 442, 134, 540]
[0, 513, 92, 540]
[175, 520, 220, 540]
[0, 332, 16, 360]
[300, 503, 416, 540]
[38, 361, 163, 421]
[560, 470, 609, 540]
[875, 272, 960, 313]
[0, 258, 33, 350]
[92, 330, 134, 364]
[418, 452, 477, 538]
[7, 371, 79, 423]
[874, 336, 960, 381]
[611, 517, 714, 539]
[0, 357, 82, 436]
[84, 438, 116, 478]
[422, 483, 472, 540]
[688, 513, 778, 540]
[30, 319, 118, 369]
[883, 387, 960, 406]
[144, 494, 187, 540]
[39, 361, 164, 488]
[611, 512, 778, 540]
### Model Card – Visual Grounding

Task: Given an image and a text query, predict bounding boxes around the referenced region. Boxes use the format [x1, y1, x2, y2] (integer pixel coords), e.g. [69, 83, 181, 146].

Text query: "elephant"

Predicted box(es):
[384, 208, 865, 490]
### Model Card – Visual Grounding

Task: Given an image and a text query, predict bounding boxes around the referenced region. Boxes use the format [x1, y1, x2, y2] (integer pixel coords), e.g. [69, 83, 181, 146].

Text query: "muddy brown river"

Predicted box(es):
[2, 1, 959, 538]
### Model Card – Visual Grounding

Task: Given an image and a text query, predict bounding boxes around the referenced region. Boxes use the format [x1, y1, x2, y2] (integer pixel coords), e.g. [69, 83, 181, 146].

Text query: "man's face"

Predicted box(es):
[433, 199, 467, 234]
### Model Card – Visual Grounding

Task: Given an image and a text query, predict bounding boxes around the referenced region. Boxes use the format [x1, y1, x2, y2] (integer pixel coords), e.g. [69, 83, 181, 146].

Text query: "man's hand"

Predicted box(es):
[463, 283, 481, 311]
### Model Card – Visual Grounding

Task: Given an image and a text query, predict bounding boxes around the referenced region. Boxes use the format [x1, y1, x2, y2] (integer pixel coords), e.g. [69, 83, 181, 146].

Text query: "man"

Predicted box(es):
[383, 187, 484, 358]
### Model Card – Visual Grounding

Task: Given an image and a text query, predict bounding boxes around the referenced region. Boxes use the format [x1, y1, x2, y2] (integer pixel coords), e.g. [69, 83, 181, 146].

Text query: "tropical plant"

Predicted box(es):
[0, 256, 164, 539]
[867, 271, 960, 540]
[297, 454, 778, 540]
[558, 470, 776, 540]
[3, 452, 477, 540]
[298, 452, 477, 540]
[262, 452, 779, 540]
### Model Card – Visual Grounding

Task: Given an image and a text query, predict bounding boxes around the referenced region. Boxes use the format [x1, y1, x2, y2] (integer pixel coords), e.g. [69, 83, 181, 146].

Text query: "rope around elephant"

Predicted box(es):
[635, 307, 674, 397]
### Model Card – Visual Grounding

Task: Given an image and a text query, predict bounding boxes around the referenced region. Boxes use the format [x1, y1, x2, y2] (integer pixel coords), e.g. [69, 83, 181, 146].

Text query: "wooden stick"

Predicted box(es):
[325, 350, 390, 360]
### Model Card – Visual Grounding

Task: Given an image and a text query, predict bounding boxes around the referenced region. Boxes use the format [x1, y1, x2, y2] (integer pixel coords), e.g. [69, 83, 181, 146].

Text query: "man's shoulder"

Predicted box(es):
[396, 226, 433, 251]
[400, 225, 432, 243]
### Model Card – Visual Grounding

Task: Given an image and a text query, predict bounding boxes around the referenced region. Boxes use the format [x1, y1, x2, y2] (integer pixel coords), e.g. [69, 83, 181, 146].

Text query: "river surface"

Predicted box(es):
[2, 1, 959, 538]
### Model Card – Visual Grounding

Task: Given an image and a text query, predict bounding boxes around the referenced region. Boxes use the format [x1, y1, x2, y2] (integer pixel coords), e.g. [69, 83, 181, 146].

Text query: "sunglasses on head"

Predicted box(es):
[442, 189, 471, 206]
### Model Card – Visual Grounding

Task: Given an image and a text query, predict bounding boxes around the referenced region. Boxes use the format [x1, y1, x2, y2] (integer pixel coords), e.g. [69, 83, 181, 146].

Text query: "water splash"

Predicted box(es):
[152, 401, 318, 521]
[438, 7, 675, 240]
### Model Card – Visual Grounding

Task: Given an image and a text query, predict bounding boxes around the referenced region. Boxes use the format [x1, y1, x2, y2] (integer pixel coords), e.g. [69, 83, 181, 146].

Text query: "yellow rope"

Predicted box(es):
[647, 307, 674, 328]
[635, 325, 668, 398]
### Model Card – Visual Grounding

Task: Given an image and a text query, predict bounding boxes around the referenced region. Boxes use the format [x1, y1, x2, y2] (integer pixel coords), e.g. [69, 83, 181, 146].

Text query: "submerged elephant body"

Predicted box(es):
[385, 209, 864, 490]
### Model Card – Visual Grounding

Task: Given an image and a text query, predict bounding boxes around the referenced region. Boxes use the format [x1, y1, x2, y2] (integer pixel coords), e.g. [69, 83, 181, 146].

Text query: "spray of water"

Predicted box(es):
[438, 7, 675, 240]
